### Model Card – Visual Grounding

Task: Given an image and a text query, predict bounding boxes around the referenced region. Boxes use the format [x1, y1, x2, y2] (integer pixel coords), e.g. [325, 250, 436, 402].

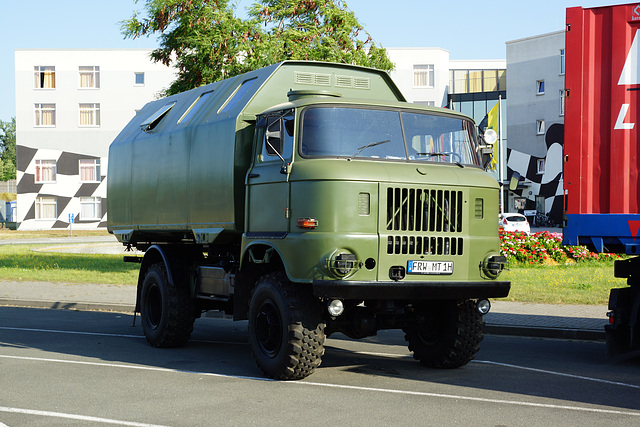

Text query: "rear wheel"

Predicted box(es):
[404, 300, 483, 369]
[140, 263, 196, 348]
[248, 272, 325, 380]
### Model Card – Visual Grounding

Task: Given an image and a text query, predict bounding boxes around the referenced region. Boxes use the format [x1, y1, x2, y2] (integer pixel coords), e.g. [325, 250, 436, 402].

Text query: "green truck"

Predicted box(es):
[107, 61, 509, 380]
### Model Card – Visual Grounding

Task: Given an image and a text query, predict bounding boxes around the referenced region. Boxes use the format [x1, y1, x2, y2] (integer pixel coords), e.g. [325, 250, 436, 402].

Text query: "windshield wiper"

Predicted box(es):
[349, 140, 391, 159]
[416, 152, 447, 158]
[416, 152, 464, 168]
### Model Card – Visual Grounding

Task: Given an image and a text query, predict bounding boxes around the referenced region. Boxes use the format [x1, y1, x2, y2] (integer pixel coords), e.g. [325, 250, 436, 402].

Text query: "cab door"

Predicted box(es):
[246, 111, 294, 236]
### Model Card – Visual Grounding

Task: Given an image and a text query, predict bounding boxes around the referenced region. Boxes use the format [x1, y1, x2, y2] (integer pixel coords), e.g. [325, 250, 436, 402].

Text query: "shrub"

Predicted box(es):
[499, 231, 619, 265]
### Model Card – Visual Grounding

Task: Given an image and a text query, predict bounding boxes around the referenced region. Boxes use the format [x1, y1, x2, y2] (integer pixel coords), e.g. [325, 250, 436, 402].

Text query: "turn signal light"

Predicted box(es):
[296, 218, 318, 229]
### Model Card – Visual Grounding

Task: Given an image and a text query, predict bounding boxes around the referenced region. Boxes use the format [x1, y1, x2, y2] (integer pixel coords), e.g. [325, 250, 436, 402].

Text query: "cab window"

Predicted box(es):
[260, 111, 294, 162]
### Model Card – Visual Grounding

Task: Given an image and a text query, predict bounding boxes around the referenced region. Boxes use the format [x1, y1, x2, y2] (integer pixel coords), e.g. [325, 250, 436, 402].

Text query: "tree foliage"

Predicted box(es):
[0, 118, 16, 181]
[121, 0, 393, 95]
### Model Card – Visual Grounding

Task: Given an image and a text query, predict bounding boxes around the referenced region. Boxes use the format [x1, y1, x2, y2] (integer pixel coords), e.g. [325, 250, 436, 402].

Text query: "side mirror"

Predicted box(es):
[509, 172, 521, 191]
[265, 117, 290, 175]
[479, 128, 498, 170]
[265, 119, 283, 156]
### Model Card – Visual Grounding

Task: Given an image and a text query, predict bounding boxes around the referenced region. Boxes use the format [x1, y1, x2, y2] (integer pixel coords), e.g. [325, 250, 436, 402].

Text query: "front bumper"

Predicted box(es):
[312, 280, 511, 300]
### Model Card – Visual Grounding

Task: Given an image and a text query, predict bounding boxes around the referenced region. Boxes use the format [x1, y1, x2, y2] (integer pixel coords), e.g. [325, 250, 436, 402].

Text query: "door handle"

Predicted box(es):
[248, 173, 260, 178]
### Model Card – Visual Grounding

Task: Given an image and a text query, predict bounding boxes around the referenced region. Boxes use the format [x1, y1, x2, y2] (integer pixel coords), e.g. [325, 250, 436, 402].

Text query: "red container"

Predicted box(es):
[564, 3, 640, 253]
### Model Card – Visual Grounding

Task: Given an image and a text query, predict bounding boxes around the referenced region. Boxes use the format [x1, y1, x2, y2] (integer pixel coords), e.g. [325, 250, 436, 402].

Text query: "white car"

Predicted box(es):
[499, 213, 531, 235]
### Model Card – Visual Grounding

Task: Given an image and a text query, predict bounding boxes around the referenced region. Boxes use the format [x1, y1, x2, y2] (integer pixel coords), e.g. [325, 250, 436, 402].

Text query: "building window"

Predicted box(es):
[35, 159, 57, 183]
[449, 69, 507, 94]
[79, 103, 101, 127]
[134, 72, 145, 86]
[560, 49, 565, 75]
[80, 197, 102, 220]
[34, 103, 56, 127]
[536, 119, 546, 135]
[560, 89, 565, 116]
[537, 159, 546, 174]
[413, 64, 434, 88]
[536, 80, 545, 95]
[413, 101, 436, 107]
[79, 159, 101, 182]
[35, 197, 57, 219]
[34, 66, 55, 89]
[79, 66, 100, 88]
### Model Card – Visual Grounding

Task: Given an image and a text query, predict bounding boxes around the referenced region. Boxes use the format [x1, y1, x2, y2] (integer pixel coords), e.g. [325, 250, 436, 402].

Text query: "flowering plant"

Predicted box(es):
[499, 231, 619, 265]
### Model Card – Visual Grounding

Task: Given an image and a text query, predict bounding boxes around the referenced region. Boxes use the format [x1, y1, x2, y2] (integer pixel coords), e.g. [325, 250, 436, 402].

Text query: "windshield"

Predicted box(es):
[300, 106, 480, 166]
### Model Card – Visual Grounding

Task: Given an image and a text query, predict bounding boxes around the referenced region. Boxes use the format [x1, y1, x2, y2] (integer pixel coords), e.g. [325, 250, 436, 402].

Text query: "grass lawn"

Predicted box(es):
[0, 244, 139, 285]
[0, 228, 630, 305]
[499, 261, 627, 305]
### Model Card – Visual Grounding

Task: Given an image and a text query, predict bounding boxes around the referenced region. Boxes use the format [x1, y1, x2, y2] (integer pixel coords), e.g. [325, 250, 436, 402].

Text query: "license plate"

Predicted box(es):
[407, 260, 454, 275]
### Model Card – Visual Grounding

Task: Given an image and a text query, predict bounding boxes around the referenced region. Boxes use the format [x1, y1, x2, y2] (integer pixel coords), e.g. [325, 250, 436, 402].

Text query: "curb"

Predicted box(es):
[0, 298, 135, 314]
[485, 324, 605, 341]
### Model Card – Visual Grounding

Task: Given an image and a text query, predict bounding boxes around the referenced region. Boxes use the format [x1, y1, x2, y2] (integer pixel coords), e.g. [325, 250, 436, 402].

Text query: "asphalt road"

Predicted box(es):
[1, 306, 639, 426]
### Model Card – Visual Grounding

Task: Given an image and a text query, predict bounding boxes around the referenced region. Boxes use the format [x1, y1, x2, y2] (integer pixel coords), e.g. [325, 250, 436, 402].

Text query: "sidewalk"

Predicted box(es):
[0, 279, 608, 341]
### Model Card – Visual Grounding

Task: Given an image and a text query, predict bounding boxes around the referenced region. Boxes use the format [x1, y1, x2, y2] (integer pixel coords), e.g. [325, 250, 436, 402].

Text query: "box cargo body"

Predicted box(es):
[563, 3, 640, 254]
[108, 61, 404, 242]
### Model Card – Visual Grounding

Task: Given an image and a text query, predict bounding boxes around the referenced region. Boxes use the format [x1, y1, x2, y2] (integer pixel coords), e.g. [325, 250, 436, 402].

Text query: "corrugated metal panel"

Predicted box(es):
[563, 4, 640, 254]
[564, 4, 640, 215]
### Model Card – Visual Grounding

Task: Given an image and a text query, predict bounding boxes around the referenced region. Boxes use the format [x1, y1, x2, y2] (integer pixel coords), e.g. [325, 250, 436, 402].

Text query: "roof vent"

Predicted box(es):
[287, 90, 342, 101]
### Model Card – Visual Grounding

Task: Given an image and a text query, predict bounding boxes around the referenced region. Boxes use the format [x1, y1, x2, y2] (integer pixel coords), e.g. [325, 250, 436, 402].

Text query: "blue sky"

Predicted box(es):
[0, 0, 625, 121]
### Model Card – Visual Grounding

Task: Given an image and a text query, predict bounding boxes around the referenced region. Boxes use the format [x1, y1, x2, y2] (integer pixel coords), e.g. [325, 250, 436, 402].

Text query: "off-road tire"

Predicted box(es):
[404, 299, 483, 369]
[248, 272, 325, 380]
[140, 263, 196, 348]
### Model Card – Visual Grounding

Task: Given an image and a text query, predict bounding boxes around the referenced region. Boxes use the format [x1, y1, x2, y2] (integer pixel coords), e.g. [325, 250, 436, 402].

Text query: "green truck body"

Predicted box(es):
[108, 61, 509, 380]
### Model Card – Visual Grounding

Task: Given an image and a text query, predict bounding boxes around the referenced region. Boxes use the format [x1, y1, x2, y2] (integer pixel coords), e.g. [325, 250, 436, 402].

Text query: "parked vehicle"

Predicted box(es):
[564, 4, 640, 357]
[499, 213, 531, 235]
[107, 61, 509, 380]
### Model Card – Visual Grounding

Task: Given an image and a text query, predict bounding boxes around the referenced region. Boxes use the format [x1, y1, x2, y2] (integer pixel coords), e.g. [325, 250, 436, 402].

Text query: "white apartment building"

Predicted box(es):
[15, 48, 506, 230]
[15, 49, 175, 230]
[386, 48, 451, 107]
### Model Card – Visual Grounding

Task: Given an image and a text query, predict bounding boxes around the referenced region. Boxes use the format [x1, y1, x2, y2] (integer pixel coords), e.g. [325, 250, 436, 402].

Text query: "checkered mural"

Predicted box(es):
[506, 123, 564, 223]
[16, 144, 107, 230]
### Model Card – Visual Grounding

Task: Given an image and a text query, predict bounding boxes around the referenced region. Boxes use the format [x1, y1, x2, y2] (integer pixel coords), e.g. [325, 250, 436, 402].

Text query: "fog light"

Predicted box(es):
[327, 299, 344, 317]
[476, 299, 491, 315]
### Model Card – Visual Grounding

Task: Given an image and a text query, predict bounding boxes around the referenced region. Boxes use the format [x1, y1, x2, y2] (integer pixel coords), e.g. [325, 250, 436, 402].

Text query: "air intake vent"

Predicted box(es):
[335, 75, 371, 89]
[387, 235, 464, 255]
[386, 187, 463, 233]
[294, 71, 331, 86]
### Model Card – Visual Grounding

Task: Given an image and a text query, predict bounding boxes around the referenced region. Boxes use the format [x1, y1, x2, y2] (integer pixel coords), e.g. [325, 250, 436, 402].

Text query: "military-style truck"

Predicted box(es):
[107, 60, 509, 380]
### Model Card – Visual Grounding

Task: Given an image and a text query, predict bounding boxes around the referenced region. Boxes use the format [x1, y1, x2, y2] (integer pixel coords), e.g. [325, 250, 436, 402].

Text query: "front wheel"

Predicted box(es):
[248, 272, 325, 380]
[404, 300, 483, 369]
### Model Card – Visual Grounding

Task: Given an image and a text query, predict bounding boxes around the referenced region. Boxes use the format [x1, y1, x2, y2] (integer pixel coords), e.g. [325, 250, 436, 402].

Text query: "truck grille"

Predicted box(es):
[385, 187, 464, 255]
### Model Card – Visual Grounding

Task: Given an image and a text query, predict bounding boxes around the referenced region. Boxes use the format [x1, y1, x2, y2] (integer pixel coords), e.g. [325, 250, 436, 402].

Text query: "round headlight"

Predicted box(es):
[481, 254, 507, 279]
[326, 249, 360, 278]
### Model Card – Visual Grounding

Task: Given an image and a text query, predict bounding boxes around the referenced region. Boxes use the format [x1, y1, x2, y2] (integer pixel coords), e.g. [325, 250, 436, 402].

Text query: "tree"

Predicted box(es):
[246, 0, 393, 72]
[0, 118, 16, 181]
[121, 0, 393, 95]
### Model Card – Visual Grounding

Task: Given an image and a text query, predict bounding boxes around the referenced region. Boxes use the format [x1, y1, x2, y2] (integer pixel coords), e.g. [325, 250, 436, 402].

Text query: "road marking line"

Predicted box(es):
[0, 326, 243, 345]
[0, 326, 143, 339]
[0, 406, 169, 427]
[2, 354, 639, 417]
[474, 359, 640, 390]
[4, 325, 640, 391]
